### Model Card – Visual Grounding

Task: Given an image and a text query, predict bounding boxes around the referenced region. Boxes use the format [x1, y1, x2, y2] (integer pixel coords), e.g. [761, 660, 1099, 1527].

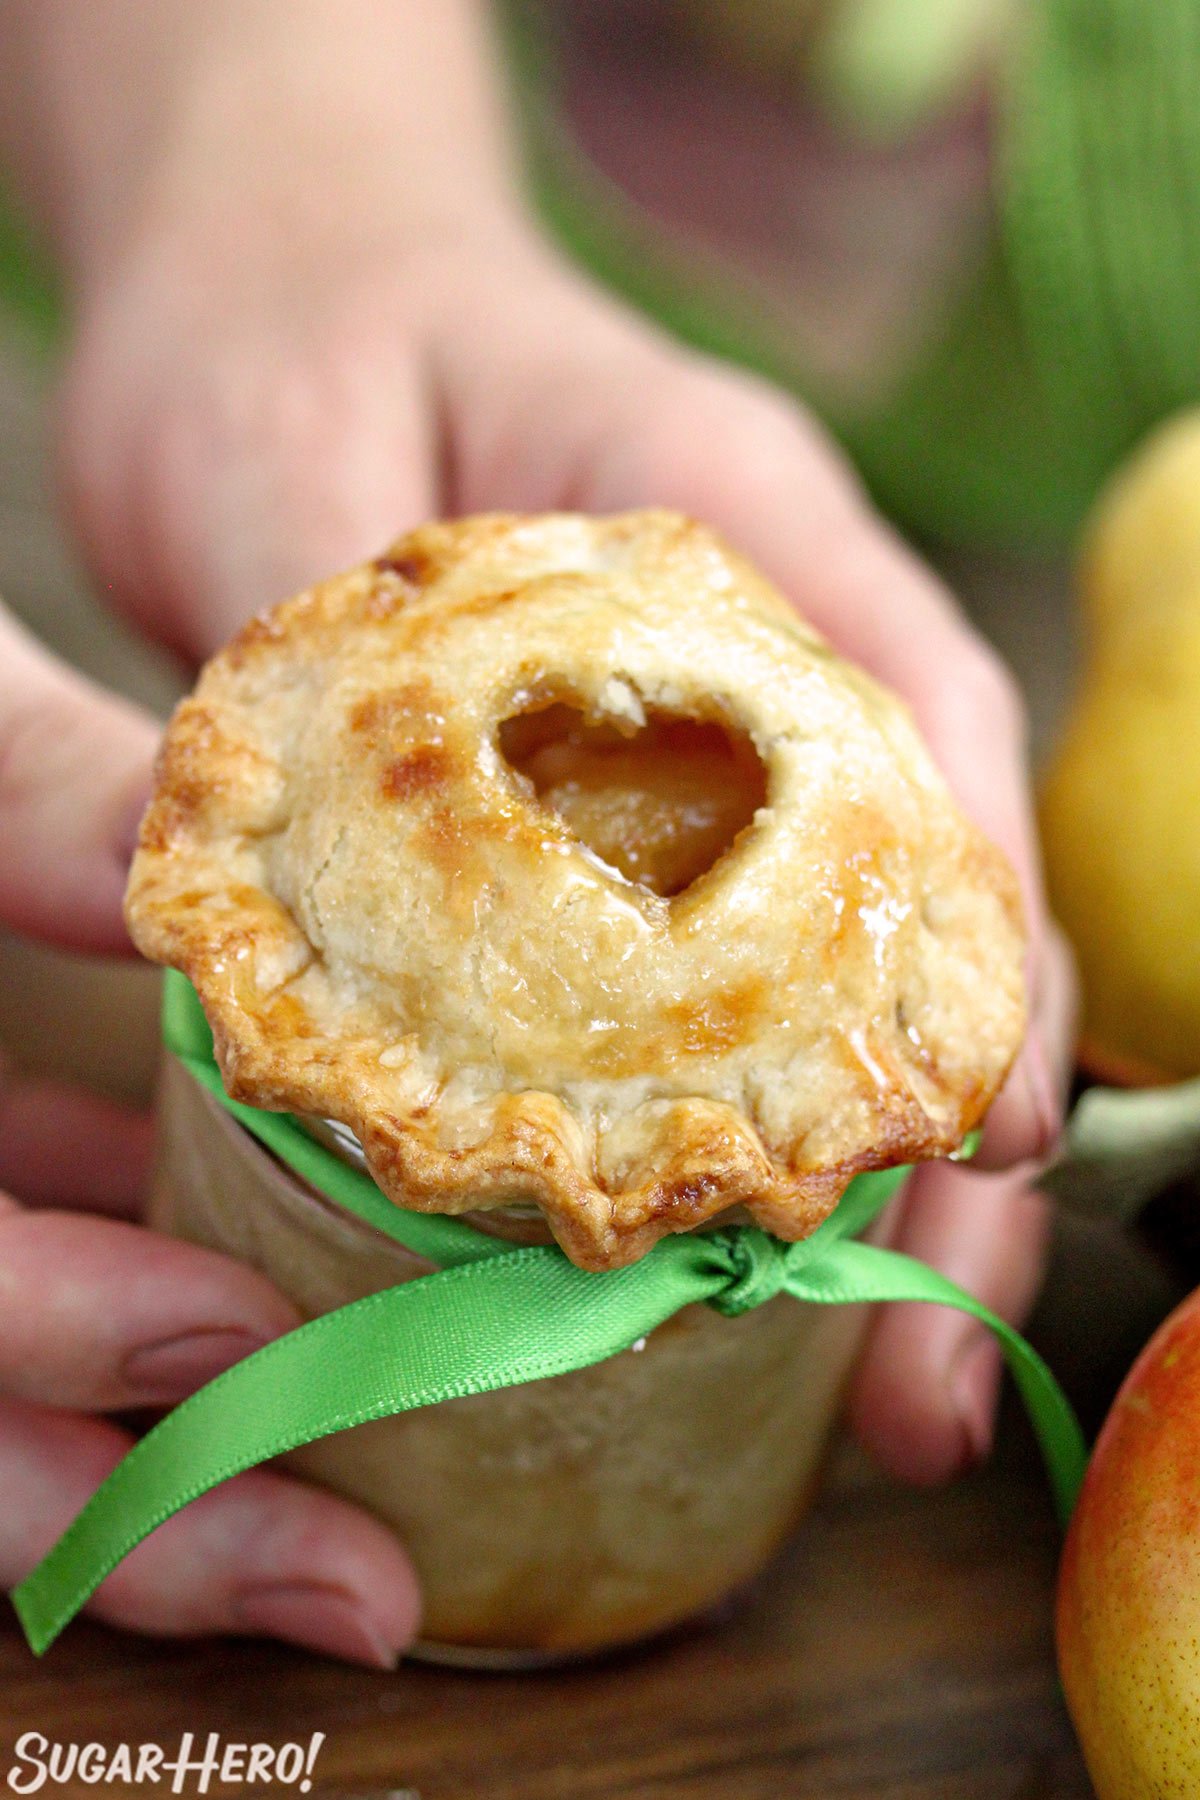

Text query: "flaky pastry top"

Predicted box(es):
[126, 511, 1026, 1269]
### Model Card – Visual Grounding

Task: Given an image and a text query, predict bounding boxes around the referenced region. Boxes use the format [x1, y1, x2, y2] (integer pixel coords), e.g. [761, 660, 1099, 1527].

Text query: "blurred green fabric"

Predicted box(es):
[5, 0, 1200, 551]
[0, 195, 59, 357]
[503, 0, 1200, 551]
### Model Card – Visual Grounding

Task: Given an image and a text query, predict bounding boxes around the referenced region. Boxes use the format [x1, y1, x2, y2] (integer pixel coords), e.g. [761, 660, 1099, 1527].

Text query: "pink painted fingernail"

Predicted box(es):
[1021, 1028, 1063, 1162]
[122, 1327, 269, 1400]
[233, 1582, 403, 1670]
[948, 1329, 1002, 1468]
[117, 783, 153, 867]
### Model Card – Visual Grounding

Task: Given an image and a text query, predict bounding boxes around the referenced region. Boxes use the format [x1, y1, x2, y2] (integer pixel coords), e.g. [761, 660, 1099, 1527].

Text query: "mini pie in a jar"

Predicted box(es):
[127, 509, 1026, 1660]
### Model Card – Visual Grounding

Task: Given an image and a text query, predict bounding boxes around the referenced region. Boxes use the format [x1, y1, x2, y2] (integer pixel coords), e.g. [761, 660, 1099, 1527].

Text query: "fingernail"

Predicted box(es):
[233, 1581, 403, 1670]
[117, 783, 153, 867]
[949, 1329, 1002, 1468]
[1021, 1028, 1063, 1162]
[122, 1327, 270, 1400]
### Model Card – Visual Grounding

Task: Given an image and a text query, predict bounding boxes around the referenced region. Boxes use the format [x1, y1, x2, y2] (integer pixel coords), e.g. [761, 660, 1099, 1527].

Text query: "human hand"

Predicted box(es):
[0, 606, 419, 1662]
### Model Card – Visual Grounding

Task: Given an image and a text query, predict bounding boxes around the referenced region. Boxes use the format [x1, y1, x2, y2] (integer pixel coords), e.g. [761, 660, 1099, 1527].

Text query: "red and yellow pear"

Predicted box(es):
[1058, 1286, 1200, 1797]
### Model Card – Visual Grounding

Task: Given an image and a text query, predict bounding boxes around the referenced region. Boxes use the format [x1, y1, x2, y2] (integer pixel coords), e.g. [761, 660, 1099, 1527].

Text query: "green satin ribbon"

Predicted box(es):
[10, 972, 1086, 1655]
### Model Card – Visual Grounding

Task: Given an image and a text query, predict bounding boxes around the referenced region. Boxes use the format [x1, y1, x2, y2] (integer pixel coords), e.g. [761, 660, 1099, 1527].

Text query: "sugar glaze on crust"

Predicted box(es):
[126, 511, 1026, 1270]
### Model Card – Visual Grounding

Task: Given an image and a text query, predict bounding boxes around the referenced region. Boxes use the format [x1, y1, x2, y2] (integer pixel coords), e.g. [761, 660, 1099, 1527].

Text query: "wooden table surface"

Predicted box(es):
[0, 1435, 1085, 1800]
[0, 320, 1181, 1800]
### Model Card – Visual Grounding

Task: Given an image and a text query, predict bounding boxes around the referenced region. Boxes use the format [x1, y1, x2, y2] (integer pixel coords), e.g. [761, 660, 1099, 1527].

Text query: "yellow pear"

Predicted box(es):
[1040, 410, 1200, 1082]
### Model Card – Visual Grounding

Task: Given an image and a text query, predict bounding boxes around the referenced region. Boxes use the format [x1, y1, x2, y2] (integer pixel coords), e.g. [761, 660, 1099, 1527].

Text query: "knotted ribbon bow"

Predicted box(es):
[11, 973, 1087, 1654]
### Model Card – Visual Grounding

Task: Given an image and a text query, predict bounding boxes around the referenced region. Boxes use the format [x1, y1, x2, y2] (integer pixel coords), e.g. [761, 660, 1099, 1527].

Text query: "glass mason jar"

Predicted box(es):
[151, 1055, 870, 1667]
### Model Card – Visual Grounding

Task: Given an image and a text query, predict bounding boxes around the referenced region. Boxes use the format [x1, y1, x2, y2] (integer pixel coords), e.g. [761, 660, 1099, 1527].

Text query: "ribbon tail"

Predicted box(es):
[784, 1239, 1088, 1528]
[11, 1241, 717, 1655]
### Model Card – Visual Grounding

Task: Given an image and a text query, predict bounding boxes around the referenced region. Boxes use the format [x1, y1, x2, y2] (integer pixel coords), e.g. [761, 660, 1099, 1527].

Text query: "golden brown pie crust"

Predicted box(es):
[126, 511, 1026, 1270]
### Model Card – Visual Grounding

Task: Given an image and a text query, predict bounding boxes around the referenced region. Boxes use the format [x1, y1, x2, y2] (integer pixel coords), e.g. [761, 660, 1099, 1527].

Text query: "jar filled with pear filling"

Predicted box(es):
[150, 1056, 869, 1665]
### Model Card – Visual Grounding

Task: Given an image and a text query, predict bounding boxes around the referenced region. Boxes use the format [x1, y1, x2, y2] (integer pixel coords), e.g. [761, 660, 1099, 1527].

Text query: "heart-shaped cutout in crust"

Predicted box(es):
[498, 703, 768, 898]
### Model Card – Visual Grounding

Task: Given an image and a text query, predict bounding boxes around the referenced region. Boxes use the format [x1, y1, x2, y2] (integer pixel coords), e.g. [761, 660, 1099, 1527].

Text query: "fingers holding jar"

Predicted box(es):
[0, 1397, 421, 1665]
[0, 1182, 425, 1665]
[848, 919, 1075, 1484]
[0, 1052, 152, 1218]
[0, 599, 424, 1664]
[0, 1199, 299, 1411]
[849, 1161, 1052, 1485]
[0, 1184, 423, 1663]
[0, 603, 156, 956]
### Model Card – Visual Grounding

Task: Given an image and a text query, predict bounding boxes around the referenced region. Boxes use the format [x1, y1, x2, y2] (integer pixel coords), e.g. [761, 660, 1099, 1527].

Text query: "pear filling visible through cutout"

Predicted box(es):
[499, 703, 768, 897]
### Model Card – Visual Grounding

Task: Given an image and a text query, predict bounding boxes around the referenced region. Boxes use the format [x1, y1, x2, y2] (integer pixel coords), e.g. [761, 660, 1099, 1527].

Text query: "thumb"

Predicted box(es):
[59, 293, 436, 662]
[0, 603, 158, 954]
